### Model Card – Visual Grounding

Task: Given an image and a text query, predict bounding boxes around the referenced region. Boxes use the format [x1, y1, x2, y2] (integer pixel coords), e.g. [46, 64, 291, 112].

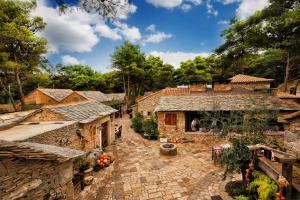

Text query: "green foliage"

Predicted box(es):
[215, 0, 300, 85]
[235, 195, 249, 200]
[131, 113, 144, 133]
[0, 0, 47, 108]
[249, 171, 278, 200]
[174, 55, 220, 85]
[218, 137, 252, 179]
[74, 156, 86, 170]
[143, 117, 159, 140]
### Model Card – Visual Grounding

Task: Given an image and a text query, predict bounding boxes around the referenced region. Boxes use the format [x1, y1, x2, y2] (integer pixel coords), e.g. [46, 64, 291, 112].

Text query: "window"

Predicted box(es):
[165, 113, 177, 125]
[148, 112, 151, 116]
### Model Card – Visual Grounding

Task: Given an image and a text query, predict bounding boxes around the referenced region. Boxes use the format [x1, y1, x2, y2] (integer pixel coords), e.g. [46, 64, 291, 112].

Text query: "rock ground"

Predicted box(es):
[77, 116, 240, 200]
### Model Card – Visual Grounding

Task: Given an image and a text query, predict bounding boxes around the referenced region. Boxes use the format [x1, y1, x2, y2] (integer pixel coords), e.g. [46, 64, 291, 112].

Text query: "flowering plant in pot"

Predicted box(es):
[159, 135, 168, 143]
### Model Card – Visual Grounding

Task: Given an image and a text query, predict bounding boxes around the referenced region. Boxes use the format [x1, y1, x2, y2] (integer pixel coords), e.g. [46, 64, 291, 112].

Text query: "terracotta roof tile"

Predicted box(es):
[229, 74, 274, 83]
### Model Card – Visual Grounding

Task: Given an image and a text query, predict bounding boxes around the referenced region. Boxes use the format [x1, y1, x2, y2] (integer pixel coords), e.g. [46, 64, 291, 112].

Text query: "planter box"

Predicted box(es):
[160, 138, 168, 143]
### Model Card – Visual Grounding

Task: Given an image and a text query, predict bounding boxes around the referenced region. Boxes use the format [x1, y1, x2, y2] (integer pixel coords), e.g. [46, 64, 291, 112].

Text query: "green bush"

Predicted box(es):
[143, 117, 159, 140]
[131, 113, 144, 133]
[235, 195, 249, 200]
[249, 171, 278, 200]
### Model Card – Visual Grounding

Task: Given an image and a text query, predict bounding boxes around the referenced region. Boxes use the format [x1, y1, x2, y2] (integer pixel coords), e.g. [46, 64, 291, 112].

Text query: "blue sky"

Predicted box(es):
[34, 0, 269, 72]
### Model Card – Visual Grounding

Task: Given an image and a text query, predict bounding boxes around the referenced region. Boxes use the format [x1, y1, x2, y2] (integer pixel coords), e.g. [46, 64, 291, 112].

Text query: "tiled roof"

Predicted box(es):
[0, 140, 84, 161]
[76, 91, 112, 103]
[46, 101, 117, 122]
[155, 94, 300, 112]
[106, 93, 125, 101]
[38, 88, 73, 102]
[229, 74, 274, 83]
[278, 111, 300, 123]
[162, 88, 190, 96]
[275, 92, 300, 99]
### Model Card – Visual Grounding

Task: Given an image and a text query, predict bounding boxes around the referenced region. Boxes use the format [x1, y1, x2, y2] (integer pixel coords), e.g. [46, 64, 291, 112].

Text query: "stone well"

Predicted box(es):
[160, 143, 177, 156]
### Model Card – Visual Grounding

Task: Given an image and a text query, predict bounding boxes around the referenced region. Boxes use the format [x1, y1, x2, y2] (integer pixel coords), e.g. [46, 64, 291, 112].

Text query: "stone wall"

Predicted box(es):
[138, 91, 162, 118]
[0, 158, 75, 200]
[82, 115, 114, 151]
[24, 109, 65, 122]
[24, 122, 82, 151]
[61, 92, 87, 104]
[157, 112, 185, 135]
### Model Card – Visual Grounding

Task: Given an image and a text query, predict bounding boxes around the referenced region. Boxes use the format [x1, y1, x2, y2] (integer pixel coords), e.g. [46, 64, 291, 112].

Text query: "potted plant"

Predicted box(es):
[159, 135, 168, 143]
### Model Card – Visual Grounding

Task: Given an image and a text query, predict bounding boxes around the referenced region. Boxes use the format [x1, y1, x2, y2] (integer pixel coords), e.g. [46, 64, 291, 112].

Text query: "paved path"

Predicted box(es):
[78, 116, 240, 200]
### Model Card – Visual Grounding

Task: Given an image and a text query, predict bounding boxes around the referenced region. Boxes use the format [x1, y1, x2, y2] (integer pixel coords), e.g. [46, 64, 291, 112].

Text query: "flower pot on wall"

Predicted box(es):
[160, 138, 168, 143]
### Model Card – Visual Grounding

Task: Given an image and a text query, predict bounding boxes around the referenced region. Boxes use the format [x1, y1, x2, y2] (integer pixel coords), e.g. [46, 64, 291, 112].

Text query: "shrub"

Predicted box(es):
[249, 171, 277, 200]
[235, 195, 249, 200]
[131, 113, 144, 133]
[143, 117, 159, 140]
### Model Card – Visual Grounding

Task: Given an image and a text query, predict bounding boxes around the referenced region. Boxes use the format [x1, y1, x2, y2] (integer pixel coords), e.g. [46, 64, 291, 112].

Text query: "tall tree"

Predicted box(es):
[215, 0, 300, 90]
[111, 41, 145, 105]
[0, 0, 47, 110]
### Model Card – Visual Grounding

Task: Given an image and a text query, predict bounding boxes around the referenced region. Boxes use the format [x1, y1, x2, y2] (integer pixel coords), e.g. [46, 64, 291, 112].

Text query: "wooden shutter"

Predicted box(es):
[165, 113, 177, 125]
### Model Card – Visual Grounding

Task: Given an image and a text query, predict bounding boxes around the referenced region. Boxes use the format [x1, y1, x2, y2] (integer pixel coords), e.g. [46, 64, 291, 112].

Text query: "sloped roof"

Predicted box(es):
[155, 94, 300, 112]
[106, 93, 125, 101]
[278, 111, 300, 123]
[76, 91, 112, 103]
[38, 88, 73, 102]
[162, 88, 190, 96]
[229, 74, 274, 83]
[45, 101, 117, 122]
[0, 121, 77, 141]
[0, 140, 84, 161]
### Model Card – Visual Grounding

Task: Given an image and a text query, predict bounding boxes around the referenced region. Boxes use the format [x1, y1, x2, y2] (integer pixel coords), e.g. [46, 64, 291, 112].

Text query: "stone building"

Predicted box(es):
[106, 93, 126, 117]
[0, 140, 85, 200]
[155, 94, 299, 135]
[0, 121, 82, 150]
[228, 74, 274, 90]
[23, 101, 117, 151]
[22, 88, 74, 107]
[136, 86, 255, 118]
[279, 111, 300, 157]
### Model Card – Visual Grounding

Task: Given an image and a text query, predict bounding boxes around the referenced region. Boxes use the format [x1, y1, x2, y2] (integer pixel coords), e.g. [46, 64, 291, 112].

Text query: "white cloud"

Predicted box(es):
[95, 23, 122, 40]
[149, 51, 209, 68]
[187, 0, 202, 6]
[181, 4, 192, 12]
[32, 3, 100, 53]
[114, 21, 141, 42]
[146, 24, 156, 32]
[31, 1, 137, 53]
[236, 0, 269, 19]
[146, 0, 183, 9]
[220, 0, 239, 5]
[207, 2, 218, 16]
[61, 55, 81, 65]
[143, 32, 172, 44]
[218, 20, 229, 25]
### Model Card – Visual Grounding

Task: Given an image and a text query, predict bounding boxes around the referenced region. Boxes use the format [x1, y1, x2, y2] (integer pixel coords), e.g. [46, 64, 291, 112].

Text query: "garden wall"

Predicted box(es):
[24, 122, 82, 151]
[0, 158, 75, 200]
[157, 111, 185, 135]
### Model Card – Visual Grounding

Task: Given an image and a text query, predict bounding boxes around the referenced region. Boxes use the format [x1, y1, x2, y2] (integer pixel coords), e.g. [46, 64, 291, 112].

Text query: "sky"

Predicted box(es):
[33, 0, 269, 72]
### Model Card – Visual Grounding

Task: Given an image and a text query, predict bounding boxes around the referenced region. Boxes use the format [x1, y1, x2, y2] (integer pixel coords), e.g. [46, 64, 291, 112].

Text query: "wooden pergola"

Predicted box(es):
[248, 144, 298, 200]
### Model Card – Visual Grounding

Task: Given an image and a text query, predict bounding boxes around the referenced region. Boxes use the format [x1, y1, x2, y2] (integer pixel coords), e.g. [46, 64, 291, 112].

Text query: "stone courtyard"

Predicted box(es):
[77, 116, 241, 200]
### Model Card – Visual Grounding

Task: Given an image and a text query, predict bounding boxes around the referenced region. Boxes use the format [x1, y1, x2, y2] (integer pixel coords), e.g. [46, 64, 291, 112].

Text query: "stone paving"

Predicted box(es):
[77, 116, 241, 200]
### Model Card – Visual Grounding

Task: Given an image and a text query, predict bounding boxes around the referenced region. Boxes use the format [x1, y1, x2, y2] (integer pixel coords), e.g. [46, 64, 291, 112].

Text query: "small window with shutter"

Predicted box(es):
[165, 113, 177, 125]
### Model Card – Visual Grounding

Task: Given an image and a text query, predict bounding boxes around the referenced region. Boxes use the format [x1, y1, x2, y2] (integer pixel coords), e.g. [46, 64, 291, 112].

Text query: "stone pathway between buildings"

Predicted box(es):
[77, 116, 240, 200]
